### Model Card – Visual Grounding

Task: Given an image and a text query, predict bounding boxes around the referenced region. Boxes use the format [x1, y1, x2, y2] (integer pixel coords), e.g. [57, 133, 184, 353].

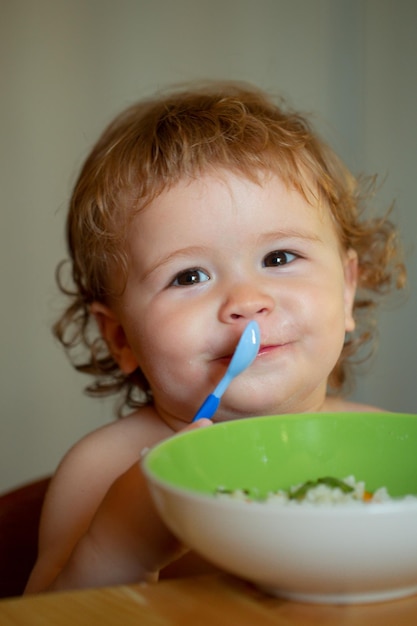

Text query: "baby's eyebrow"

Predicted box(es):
[140, 246, 210, 281]
[258, 229, 323, 245]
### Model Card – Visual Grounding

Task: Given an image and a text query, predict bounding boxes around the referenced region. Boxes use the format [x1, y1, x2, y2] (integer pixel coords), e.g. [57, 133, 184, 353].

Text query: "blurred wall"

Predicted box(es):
[1, 0, 416, 492]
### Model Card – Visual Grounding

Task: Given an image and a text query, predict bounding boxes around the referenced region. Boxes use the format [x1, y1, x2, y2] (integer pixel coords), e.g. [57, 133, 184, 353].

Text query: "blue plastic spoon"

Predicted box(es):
[192, 320, 261, 422]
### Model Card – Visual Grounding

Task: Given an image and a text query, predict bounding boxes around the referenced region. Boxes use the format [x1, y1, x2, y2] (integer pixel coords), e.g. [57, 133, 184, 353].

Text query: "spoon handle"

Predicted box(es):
[192, 394, 220, 421]
[192, 320, 260, 422]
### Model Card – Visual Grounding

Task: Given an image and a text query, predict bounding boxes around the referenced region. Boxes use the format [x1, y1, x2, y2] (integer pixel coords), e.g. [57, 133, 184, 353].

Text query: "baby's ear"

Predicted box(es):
[90, 302, 139, 374]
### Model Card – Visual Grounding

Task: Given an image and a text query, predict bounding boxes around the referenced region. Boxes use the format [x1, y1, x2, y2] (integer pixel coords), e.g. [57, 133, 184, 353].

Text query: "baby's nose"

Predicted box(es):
[219, 283, 274, 323]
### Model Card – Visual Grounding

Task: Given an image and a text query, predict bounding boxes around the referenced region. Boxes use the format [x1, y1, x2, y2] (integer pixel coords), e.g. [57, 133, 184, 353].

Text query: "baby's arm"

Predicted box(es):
[25, 416, 211, 593]
[29, 462, 183, 592]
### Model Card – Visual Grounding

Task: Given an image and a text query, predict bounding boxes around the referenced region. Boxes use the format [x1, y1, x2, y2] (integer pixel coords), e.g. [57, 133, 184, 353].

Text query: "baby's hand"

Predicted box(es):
[182, 418, 213, 432]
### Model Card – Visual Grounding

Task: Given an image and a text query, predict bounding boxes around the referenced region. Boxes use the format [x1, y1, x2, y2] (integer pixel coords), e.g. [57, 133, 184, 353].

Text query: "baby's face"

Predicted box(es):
[110, 170, 357, 428]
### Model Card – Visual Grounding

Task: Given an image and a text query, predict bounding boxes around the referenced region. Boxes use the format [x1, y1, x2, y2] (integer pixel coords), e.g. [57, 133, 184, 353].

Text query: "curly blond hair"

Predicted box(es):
[54, 82, 406, 415]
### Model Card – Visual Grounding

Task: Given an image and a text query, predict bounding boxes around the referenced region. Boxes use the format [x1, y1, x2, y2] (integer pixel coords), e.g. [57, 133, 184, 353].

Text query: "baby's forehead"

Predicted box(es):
[127, 169, 337, 245]
[132, 163, 316, 203]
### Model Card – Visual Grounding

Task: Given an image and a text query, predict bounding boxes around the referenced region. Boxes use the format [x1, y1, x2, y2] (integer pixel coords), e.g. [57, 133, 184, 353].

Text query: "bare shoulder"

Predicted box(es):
[345, 402, 386, 413]
[50, 408, 169, 493]
[61, 407, 171, 469]
[322, 396, 385, 413]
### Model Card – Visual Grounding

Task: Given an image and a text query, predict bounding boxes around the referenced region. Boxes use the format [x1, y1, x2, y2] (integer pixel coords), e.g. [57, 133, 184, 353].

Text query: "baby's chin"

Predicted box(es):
[212, 406, 274, 423]
[213, 396, 319, 421]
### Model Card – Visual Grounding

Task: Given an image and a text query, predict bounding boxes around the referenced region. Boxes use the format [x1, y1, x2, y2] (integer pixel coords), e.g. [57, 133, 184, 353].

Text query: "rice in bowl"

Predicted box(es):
[216, 475, 417, 505]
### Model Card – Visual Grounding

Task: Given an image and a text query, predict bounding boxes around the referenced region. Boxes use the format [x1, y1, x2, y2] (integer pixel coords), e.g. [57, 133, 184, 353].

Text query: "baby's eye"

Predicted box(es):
[262, 250, 297, 267]
[171, 268, 210, 286]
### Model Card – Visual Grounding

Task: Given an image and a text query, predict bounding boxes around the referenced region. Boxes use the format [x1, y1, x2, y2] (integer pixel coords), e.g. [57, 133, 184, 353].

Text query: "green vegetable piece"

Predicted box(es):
[289, 476, 354, 501]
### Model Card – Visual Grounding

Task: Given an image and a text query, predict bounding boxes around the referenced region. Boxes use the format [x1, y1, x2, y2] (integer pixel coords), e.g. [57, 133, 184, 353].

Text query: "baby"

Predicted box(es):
[25, 82, 405, 593]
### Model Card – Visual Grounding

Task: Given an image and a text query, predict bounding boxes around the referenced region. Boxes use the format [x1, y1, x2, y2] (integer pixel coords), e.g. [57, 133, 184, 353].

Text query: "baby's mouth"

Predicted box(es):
[258, 344, 279, 355]
[217, 343, 278, 364]
[257, 342, 292, 357]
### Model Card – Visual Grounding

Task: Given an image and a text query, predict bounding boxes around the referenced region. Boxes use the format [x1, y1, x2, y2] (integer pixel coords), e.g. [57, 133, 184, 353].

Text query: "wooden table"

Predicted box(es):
[1, 574, 417, 625]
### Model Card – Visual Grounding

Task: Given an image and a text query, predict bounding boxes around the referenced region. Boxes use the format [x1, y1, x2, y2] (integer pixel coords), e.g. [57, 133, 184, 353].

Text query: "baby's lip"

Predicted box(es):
[258, 343, 282, 354]
[256, 342, 293, 359]
[217, 343, 280, 362]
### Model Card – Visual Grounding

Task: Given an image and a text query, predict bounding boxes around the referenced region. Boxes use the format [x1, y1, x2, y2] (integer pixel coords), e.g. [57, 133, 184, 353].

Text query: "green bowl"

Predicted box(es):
[143, 413, 417, 604]
[145, 412, 417, 498]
